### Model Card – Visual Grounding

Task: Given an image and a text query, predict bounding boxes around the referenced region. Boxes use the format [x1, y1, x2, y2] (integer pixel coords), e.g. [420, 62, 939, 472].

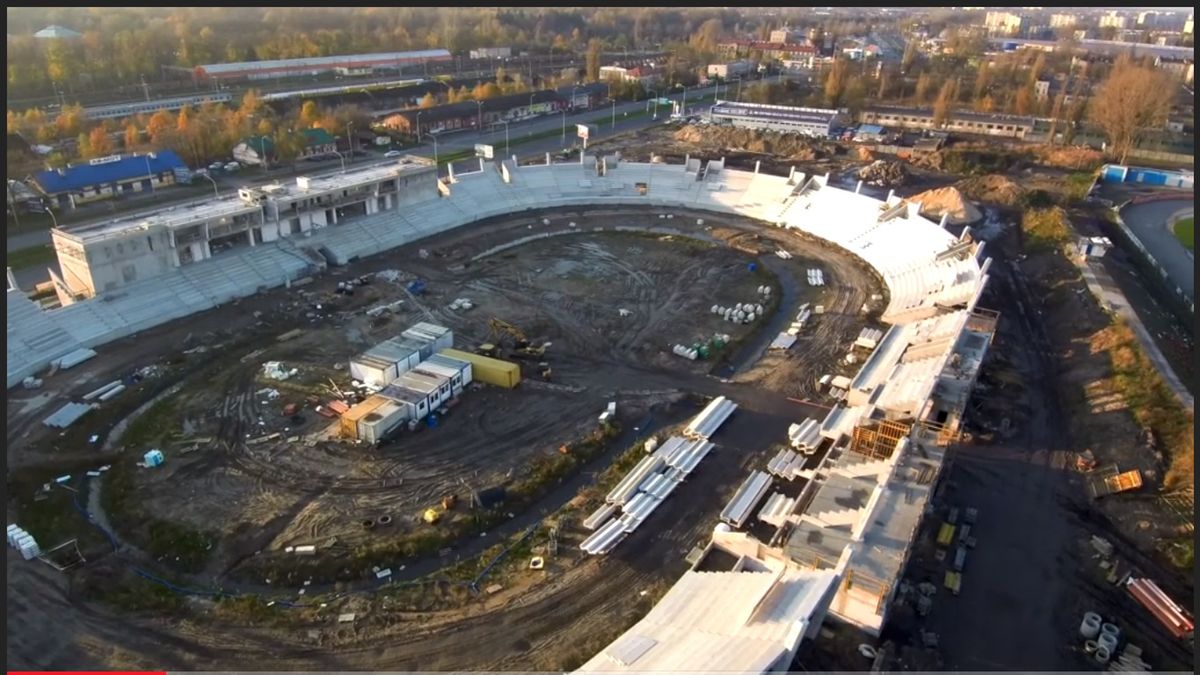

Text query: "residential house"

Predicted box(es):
[233, 129, 338, 167]
[31, 150, 188, 210]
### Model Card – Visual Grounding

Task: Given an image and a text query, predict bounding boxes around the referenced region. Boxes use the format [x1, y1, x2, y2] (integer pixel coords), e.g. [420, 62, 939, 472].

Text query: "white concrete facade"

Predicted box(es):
[48, 156, 437, 304]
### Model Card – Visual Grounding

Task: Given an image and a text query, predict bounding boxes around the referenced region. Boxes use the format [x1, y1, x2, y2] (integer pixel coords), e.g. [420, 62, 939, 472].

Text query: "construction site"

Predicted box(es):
[7, 120, 1193, 674]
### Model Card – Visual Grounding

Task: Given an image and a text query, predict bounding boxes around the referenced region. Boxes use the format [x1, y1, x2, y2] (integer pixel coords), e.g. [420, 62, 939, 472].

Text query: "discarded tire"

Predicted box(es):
[377, 515, 393, 526]
[361, 519, 375, 530]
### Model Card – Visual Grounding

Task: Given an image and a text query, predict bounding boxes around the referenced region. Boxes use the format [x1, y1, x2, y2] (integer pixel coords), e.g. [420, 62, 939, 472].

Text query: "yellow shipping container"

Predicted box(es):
[439, 348, 521, 389]
[340, 395, 389, 439]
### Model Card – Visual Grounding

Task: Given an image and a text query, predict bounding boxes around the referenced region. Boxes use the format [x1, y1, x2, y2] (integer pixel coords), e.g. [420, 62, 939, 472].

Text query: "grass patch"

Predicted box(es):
[1091, 321, 1194, 493]
[6, 244, 55, 271]
[1173, 217, 1193, 251]
[76, 568, 188, 613]
[1021, 206, 1073, 252]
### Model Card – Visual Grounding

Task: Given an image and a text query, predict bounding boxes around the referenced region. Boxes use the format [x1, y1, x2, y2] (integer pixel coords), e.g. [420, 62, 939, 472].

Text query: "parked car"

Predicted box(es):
[383, 150, 403, 158]
[224, 161, 241, 172]
[208, 161, 224, 172]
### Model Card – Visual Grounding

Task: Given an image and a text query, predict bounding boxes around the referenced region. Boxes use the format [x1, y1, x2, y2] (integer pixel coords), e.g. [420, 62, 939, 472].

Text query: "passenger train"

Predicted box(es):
[82, 92, 235, 120]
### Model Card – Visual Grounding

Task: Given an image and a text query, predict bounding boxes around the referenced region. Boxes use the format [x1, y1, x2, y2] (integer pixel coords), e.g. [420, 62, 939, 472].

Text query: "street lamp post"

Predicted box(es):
[501, 121, 510, 156]
[561, 108, 567, 144]
[44, 202, 59, 229]
[529, 92, 537, 117]
[331, 148, 346, 173]
[681, 85, 688, 117]
[199, 171, 219, 198]
[611, 100, 616, 130]
[415, 110, 423, 140]
[144, 154, 156, 194]
[645, 88, 658, 119]
[474, 100, 484, 133]
[346, 121, 355, 157]
[422, 133, 439, 167]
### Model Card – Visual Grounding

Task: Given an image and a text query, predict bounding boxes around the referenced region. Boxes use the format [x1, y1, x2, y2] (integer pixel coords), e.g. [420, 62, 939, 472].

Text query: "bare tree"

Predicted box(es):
[1089, 57, 1173, 163]
[823, 58, 850, 108]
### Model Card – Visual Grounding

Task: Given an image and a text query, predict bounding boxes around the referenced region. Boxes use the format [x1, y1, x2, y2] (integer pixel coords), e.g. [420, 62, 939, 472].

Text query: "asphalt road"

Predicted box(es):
[1118, 199, 1195, 303]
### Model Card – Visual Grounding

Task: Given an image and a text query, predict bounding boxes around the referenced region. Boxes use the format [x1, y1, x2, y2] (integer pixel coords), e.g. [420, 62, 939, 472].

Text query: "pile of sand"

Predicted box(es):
[955, 174, 1026, 208]
[909, 186, 984, 225]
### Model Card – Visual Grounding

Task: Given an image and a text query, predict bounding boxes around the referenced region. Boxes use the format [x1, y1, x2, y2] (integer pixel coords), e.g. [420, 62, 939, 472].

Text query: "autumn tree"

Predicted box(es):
[823, 58, 850, 108]
[1046, 90, 1067, 145]
[689, 18, 723, 56]
[1012, 83, 1034, 115]
[932, 79, 957, 128]
[973, 61, 990, 102]
[147, 109, 176, 147]
[900, 40, 918, 74]
[419, 93, 437, 108]
[585, 38, 602, 82]
[913, 72, 934, 104]
[124, 123, 141, 151]
[298, 100, 321, 128]
[86, 126, 114, 158]
[1089, 57, 1173, 163]
[55, 104, 88, 139]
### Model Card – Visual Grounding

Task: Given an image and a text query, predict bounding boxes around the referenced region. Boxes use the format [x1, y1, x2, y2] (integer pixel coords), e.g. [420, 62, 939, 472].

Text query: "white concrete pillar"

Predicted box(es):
[855, 180, 863, 194]
[754, 160, 761, 174]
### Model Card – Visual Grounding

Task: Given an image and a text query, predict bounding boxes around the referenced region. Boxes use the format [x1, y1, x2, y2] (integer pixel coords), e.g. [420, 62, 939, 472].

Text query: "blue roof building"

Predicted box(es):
[32, 150, 188, 209]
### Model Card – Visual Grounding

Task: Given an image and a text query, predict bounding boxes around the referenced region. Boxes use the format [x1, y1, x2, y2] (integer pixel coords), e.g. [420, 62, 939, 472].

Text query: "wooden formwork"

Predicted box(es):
[849, 418, 913, 459]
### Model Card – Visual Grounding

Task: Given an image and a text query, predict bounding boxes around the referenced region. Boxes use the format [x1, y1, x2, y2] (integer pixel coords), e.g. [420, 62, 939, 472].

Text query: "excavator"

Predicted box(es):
[487, 318, 547, 359]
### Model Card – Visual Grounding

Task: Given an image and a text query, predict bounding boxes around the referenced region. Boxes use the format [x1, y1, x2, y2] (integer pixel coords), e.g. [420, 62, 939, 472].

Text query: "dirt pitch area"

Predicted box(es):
[7, 202, 884, 670]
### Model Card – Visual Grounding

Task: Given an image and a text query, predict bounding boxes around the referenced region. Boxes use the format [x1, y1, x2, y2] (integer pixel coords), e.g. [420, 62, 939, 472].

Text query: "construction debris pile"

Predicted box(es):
[857, 160, 908, 187]
[954, 174, 1025, 208]
[672, 125, 829, 162]
[909, 186, 984, 226]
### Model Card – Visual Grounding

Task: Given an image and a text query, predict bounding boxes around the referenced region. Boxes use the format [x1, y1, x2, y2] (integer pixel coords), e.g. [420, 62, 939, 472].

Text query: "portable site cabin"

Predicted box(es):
[403, 368, 453, 409]
[359, 400, 407, 443]
[439, 348, 521, 389]
[377, 381, 431, 422]
[349, 337, 424, 387]
[340, 395, 390, 439]
[418, 353, 473, 394]
[402, 322, 454, 358]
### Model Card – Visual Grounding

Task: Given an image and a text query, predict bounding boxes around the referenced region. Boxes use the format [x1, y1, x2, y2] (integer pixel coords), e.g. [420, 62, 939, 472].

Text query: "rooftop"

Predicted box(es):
[53, 156, 434, 243]
[33, 150, 187, 195]
[577, 567, 837, 673]
[866, 105, 1036, 128]
[711, 101, 839, 125]
[197, 50, 452, 76]
[34, 24, 81, 39]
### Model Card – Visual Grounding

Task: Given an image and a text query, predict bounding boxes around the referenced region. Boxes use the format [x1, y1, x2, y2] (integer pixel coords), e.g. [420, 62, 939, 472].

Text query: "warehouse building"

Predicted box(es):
[859, 105, 1035, 139]
[49, 156, 436, 303]
[191, 50, 452, 81]
[32, 151, 189, 211]
[709, 101, 840, 138]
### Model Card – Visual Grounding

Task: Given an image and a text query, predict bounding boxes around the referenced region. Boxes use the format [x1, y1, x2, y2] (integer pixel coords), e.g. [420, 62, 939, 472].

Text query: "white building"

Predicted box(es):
[49, 156, 437, 303]
[709, 101, 840, 137]
[1099, 12, 1129, 30]
[1049, 13, 1078, 28]
[469, 46, 512, 59]
[707, 61, 754, 79]
[984, 11, 1025, 35]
